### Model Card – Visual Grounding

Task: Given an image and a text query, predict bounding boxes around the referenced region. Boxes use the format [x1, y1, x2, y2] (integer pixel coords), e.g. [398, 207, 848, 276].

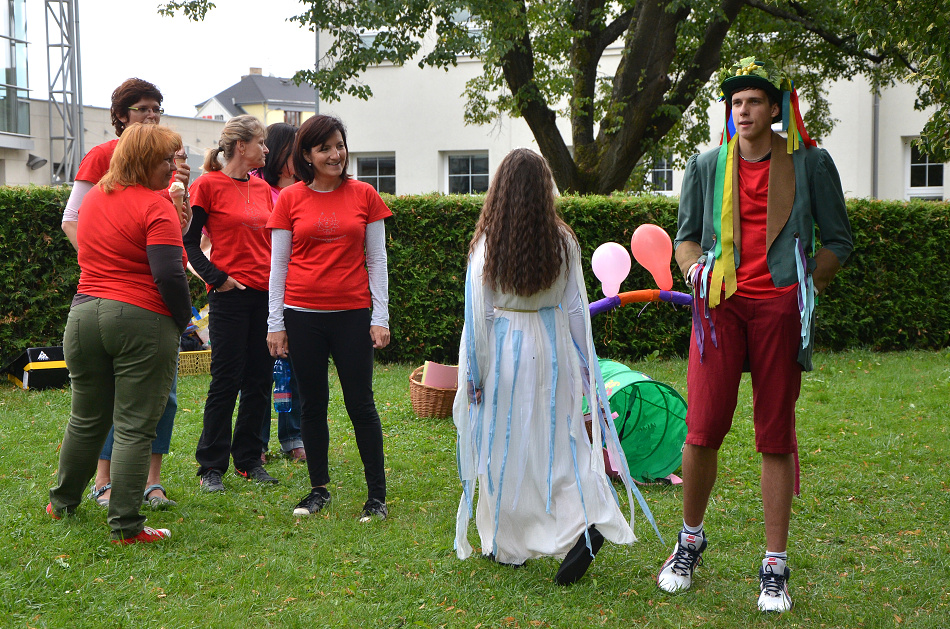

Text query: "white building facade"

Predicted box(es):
[323, 43, 945, 201]
[19, 100, 223, 186]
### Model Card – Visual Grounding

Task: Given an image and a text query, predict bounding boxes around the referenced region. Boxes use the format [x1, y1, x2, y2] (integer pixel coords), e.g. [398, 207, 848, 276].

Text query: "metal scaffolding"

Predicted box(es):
[45, 0, 83, 184]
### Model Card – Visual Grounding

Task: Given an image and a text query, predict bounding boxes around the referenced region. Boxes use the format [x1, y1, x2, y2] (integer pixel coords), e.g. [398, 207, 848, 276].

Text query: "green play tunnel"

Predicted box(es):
[585, 359, 687, 482]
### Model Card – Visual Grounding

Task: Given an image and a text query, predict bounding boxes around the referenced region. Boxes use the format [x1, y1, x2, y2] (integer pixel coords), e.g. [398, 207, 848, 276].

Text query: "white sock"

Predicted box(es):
[683, 521, 704, 536]
[765, 551, 787, 562]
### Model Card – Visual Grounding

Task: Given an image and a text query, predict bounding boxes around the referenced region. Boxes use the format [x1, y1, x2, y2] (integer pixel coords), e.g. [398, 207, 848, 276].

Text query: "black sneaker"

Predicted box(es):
[358, 498, 388, 522]
[293, 487, 331, 516]
[199, 469, 225, 493]
[235, 466, 279, 484]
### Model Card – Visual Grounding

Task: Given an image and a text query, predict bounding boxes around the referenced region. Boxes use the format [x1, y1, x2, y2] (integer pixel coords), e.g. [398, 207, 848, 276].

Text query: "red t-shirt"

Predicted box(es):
[75, 137, 176, 201]
[75, 139, 120, 183]
[266, 179, 392, 310]
[76, 185, 184, 316]
[735, 159, 797, 299]
[189, 171, 274, 292]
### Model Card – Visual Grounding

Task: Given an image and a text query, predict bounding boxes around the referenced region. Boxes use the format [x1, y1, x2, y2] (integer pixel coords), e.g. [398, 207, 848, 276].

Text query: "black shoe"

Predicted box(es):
[358, 498, 388, 522]
[199, 469, 226, 493]
[293, 487, 331, 516]
[235, 466, 279, 484]
[555, 526, 605, 585]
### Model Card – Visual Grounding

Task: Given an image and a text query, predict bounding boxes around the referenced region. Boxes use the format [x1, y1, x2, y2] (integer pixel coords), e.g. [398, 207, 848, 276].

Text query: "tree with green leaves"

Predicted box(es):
[160, 0, 950, 194]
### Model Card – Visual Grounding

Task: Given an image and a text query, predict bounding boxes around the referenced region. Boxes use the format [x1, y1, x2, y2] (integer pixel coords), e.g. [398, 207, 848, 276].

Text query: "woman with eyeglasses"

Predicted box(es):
[266, 114, 391, 521]
[48, 123, 191, 544]
[185, 114, 278, 492]
[60, 78, 189, 511]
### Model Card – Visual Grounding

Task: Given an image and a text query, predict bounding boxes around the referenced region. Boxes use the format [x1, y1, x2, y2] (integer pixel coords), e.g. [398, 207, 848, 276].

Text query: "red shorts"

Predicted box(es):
[685, 288, 801, 454]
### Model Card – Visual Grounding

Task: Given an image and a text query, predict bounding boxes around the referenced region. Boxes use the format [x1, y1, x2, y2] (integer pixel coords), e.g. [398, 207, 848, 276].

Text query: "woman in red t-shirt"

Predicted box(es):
[250, 122, 307, 462]
[48, 124, 192, 545]
[185, 115, 278, 491]
[266, 115, 392, 521]
[60, 78, 189, 511]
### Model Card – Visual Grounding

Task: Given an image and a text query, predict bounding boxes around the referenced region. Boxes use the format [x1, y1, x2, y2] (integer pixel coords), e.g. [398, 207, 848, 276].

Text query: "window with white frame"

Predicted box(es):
[356, 155, 396, 195]
[906, 141, 945, 201]
[357, 28, 398, 59]
[446, 154, 489, 194]
[450, 9, 484, 40]
[650, 156, 674, 193]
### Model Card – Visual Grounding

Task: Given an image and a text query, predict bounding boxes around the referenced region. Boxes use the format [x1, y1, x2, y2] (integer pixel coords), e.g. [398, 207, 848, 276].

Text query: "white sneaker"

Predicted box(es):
[758, 556, 793, 612]
[657, 530, 707, 593]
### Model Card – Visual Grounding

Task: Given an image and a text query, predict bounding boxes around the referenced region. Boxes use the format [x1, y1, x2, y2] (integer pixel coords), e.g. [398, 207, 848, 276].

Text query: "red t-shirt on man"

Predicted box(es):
[735, 158, 797, 299]
[188, 170, 273, 292]
[266, 179, 392, 310]
[76, 185, 184, 317]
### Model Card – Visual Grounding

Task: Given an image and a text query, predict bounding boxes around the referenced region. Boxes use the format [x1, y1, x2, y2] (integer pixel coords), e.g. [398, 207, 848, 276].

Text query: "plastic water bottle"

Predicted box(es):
[273, 358, 292, 413]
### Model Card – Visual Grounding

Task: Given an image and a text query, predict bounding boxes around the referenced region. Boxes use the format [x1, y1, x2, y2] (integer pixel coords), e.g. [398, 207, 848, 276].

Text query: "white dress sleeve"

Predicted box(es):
[564, 260, 591, 371]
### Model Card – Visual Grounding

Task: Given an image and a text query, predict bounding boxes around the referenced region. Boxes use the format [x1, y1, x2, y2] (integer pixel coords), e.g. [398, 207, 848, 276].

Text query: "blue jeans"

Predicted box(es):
[100, 369, 177, 458]
[261, 356, 303, 452]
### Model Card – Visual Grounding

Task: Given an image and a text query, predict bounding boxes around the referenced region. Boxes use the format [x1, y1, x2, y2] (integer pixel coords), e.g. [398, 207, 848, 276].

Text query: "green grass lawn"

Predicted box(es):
[1, 349, 948, 628]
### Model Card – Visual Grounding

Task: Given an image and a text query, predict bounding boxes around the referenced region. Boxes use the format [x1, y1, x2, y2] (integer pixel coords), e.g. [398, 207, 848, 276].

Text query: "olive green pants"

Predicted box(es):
[50, 298, 179, 539]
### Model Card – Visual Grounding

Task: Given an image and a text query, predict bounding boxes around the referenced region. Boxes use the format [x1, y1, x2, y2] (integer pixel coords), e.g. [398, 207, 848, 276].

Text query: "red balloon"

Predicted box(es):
[630, 224, 674, 291]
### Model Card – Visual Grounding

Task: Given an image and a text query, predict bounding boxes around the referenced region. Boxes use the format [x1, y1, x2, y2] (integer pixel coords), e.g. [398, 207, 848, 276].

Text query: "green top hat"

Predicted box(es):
[719, 56, 791, 121]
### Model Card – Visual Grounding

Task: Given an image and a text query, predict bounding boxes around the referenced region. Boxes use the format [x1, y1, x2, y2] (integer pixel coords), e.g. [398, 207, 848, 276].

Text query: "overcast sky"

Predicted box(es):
[27, 0, 318, 117]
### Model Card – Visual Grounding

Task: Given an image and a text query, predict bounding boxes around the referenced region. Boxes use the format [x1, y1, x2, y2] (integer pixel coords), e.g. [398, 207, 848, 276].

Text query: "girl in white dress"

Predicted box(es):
[453, 148, 639, 584]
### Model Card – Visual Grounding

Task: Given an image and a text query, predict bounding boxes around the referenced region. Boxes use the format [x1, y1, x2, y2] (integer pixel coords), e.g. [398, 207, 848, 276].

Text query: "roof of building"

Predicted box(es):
[196, 73, 316, 116]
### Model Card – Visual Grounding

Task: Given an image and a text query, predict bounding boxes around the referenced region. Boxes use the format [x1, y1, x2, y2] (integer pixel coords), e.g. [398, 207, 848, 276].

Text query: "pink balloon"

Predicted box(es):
[591, 242, 631, 297]
[630, 224, 674, 291]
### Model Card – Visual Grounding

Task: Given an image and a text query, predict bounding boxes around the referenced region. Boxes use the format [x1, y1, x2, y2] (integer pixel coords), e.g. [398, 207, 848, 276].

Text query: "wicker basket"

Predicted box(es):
[179, 350, 212, 376]
[409, 365, 457, 418]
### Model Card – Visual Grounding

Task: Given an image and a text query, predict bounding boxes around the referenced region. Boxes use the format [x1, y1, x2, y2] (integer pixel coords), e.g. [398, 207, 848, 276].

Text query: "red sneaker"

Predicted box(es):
[112, 526, 171, 545]
[46, 502, 62, 520]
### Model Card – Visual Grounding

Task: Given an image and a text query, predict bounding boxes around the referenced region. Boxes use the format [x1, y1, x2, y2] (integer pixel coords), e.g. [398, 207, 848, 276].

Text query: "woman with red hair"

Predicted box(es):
[60, 78, 188, 511]
[48, 123, 191, 544]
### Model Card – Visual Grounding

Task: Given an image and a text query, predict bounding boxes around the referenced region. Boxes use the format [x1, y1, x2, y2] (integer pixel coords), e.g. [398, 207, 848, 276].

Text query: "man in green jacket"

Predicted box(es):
[656, 56, 853, 613]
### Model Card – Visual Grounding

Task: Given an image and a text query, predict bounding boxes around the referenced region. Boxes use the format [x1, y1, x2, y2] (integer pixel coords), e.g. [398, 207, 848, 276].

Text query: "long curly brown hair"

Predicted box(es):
[471, 148, 576, 296]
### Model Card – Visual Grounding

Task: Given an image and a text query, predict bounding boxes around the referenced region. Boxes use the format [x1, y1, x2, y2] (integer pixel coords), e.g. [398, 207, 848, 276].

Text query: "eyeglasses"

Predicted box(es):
[128, 106, 165, 115]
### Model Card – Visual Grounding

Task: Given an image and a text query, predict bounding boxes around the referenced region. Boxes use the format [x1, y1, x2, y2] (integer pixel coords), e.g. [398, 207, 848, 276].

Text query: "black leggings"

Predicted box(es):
[284, 308, 386, 501]
[196, 288, 270, 474]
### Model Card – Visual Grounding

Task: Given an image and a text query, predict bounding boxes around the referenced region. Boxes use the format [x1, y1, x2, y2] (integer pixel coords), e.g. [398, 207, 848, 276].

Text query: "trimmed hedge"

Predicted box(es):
[1, 187, 76, 364]
[0, 186, 207, 368]
[1, 187, 948, 369]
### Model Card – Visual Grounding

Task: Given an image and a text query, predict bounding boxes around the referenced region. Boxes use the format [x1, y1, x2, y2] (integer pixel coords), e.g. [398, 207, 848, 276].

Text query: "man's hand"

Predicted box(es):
[812, 248, 842, 295]
[675, 241, 703, 283]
